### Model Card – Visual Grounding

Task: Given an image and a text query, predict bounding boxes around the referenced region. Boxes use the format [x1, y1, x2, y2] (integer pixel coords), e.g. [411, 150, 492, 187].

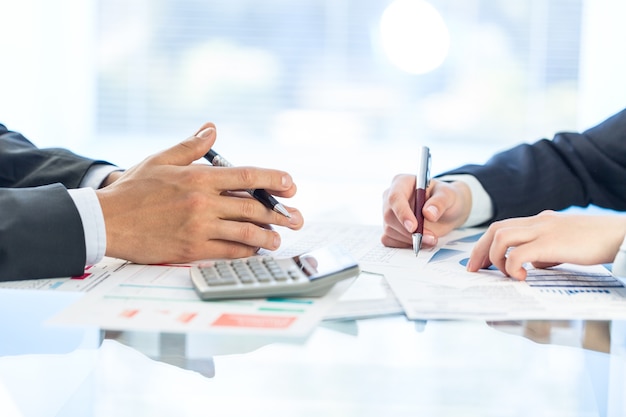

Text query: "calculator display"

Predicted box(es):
[293, 246, 356, 281]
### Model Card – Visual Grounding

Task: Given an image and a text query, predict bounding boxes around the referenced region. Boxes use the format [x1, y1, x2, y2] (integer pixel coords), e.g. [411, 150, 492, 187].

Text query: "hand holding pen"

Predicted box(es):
[204, 149, 291, 218]
[382, 148, 476, 250]
[412, 146, 431, 256]
[98, 123, 302, 265]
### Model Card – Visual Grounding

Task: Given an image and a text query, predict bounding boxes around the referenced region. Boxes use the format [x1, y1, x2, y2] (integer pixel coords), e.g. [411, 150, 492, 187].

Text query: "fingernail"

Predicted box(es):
[288, 211, 301, 225]
[273, 234, 281, 249]
[403, 220, 414, 233]
[466, 260, 473, 271]
[281, 175, 291, 188]
[422, 233, 436, 246]
[196, 127, 215, 139]
[425, 205, 438, 219]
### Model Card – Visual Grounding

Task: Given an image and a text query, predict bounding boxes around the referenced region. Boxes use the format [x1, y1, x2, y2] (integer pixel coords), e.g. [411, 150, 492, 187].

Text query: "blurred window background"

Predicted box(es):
[1, 0, 625, 222]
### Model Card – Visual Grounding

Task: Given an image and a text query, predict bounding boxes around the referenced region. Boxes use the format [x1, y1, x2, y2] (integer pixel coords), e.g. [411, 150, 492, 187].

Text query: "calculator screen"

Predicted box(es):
[293, 246, 356, 281]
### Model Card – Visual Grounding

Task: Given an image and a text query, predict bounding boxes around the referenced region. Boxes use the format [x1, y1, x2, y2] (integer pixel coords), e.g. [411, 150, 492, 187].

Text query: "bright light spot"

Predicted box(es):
[380, 0, 450, 74]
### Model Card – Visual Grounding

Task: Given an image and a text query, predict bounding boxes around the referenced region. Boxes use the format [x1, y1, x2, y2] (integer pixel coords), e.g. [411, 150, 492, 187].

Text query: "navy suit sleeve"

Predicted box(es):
[440, 108, 626, 223]
[0, 123, 112, 280]
[0, 123, 111, 188]
[0, 184, 86, 280]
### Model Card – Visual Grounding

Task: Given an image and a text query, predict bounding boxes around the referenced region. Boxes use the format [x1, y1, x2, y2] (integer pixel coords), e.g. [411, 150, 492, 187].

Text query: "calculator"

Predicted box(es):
[190, 245, 360, 300]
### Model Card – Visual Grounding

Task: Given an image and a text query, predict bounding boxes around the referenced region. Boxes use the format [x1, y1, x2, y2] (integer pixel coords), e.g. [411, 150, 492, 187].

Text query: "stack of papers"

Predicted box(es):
[3, 222, 626, 337]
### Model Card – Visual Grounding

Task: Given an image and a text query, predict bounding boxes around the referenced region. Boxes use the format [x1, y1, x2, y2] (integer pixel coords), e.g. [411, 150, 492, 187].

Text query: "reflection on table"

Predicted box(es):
[1, 297, 625, 417]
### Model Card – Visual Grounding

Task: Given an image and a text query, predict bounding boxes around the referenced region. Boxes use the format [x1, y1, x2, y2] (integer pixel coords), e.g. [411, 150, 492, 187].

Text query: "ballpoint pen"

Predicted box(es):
[203, 149, 291, 218]
[413, 146, 431, 256]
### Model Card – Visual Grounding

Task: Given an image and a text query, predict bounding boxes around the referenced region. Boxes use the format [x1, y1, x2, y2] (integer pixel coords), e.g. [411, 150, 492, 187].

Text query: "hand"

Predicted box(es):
[381, 176, 472, 248]
[467, 210, 626, 280]
[100, 170, 123, 187]
[96, 122, 304, 264]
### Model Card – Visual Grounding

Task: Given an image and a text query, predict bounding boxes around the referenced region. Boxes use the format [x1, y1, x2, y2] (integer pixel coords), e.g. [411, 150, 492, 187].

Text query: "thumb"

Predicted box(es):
[153, 123, 217, 166]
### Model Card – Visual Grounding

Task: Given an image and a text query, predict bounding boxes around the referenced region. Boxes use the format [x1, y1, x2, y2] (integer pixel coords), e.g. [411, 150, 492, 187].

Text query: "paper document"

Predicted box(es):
[0, 258, 126, 292]
[271, 222, 408, 320]
[324, 271, 404, 321]
[383, 228, 626, 320]
[49, 262, 353, 337]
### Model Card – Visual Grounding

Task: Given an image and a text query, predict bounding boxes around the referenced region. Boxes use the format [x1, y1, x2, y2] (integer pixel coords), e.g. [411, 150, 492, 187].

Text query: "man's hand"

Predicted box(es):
[96, 122, 304, 264]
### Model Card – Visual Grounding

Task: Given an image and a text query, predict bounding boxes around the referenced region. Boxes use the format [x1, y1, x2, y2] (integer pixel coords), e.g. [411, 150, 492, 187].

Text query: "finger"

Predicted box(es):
[421, 231, 438, 247]
[385, 174, 417, 233]
[382, 214, 416, 250]
[504, 233, 561, 280]
[488, 224, 545, 279]
[504, 246, 537, 281]
[209, 166, 295, 195]
[422, 180, 451, 222]
[151, 123, 217, 166]
[188, 240, 260, 261]
[382, 203, 411, 234]
[248, 207, 304, 232]
[215, 192, 304, 230]
[381, 233, 412, 248]
[269, 180, 298, 198]
[386, 229, 436, 248]
[532, 261, 560, 269]
[468, 215, 536, 270]
[381, 221, 413, 246]
[208, 219, 283, 252]
[284, 207, 305, 229]
[468, 224, 499, 271]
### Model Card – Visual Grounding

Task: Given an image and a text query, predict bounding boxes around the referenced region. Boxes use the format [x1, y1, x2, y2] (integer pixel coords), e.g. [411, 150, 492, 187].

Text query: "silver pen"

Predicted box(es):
[412, 146, 431, 256]
[204, 149, 291, 218]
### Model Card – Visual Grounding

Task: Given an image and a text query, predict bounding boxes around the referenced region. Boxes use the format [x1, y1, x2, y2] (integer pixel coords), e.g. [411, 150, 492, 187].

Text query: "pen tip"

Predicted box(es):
[412, 233, 422, 256]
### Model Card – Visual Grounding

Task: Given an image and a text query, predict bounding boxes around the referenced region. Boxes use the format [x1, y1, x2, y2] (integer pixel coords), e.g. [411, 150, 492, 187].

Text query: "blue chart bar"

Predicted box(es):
[429, 248, 464, 263]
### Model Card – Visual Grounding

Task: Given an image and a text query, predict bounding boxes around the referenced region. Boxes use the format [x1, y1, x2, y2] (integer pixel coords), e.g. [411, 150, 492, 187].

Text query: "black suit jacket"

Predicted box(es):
[442, 108, 626, 223]
[0, 124, 112, 280]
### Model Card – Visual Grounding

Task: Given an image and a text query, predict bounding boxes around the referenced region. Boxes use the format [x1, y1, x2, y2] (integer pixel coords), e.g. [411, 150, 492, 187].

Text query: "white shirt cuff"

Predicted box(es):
[611, 236, 626, 279]
[66, 164, 120, 267]
[67, 187, 107, 266]
[436, 174, 494, 227]
[81, 164, 122, 189]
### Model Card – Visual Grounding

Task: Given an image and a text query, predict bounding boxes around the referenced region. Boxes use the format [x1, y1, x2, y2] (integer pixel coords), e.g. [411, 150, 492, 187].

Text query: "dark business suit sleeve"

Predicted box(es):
[440, 108, 626, 223]
[0, 124, 113, 280]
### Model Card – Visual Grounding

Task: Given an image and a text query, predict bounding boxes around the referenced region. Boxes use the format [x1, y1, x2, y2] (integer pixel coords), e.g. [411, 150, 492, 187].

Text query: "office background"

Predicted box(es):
[1, 0, 625, 223]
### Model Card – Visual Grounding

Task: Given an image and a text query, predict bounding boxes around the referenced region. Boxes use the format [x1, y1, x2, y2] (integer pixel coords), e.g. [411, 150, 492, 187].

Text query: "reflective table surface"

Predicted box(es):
[1, 289, 625, 417]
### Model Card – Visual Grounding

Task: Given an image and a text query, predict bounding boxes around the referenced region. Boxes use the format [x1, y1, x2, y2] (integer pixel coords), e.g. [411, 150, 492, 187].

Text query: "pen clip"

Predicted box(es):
[416, 146, 430, 190]
[426, 152, 431, 188]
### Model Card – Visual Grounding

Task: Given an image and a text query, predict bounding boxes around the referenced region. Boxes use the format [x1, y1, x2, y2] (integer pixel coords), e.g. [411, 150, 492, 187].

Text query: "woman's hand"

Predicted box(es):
[382, 176, 472, 248]
[467, 211, 626, 280]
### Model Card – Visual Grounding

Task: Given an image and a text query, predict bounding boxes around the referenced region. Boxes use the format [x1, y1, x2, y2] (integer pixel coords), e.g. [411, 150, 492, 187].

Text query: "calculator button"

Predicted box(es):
[196, 256, 299, 288]
[200, 269, 219, 279]
[255, 273, 272, 283]
[214, 276, 239, 286]
[200, 266, 238, 286]
[204, 276, 232, 286]
[204, 278, 223, 286]
[239, 274, 256, 284]
[263, 259, 288, 280]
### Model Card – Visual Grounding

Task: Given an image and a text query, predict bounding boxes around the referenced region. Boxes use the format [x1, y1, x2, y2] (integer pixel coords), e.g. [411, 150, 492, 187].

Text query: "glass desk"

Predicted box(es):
[0, 289, 625, 417]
